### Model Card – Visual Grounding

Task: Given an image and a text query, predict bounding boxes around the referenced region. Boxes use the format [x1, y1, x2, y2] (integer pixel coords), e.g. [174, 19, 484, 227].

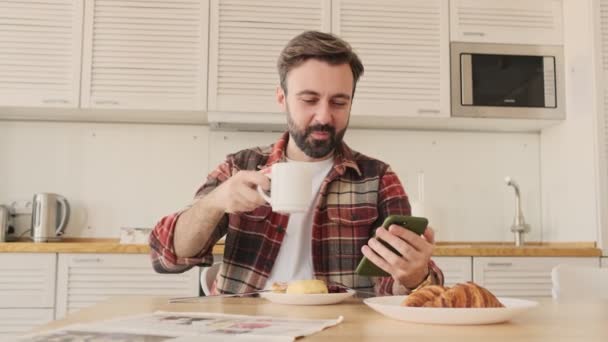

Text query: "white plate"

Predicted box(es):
[260, 290, 356, 305]
[364, 296, 538, 325]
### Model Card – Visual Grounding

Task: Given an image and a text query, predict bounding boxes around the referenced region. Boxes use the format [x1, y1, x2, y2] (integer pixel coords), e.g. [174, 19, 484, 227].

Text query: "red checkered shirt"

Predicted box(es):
[150, 132, 443, 295]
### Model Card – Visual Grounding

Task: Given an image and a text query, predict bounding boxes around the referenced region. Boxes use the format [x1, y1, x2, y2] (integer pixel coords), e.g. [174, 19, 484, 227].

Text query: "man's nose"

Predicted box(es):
[314, 101, 333, 125]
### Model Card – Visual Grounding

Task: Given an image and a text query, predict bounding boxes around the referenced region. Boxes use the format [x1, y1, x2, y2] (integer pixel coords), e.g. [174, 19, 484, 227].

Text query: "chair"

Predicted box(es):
[200, 262, 221, 296]
[551, 264, 608, 300]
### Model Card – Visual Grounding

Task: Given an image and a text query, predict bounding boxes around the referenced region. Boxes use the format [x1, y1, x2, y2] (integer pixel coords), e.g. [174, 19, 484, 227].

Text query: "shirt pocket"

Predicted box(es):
[230, 205, 273, 235]
[327, 207, 379, 227]
[241, 205, 272, 221]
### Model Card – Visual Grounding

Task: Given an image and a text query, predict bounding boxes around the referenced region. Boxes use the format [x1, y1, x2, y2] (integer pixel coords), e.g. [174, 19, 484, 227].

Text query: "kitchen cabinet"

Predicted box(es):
[207, 0, 331, 114]
[0, 0, 83, 108]
[332, 0, 450, 118]
[80, 0, 209, 112]
[602, 257, 607, 268]
[55, 253, 200, 319]
[0, 253, 57, 308]
[473, 257, 599, 297]
[431, 256, 472, 287]
[0, 309, 54, 339]
[0, 253, 56, 339]
[450, 0, 563, 45]
[596, 0, 608, 256]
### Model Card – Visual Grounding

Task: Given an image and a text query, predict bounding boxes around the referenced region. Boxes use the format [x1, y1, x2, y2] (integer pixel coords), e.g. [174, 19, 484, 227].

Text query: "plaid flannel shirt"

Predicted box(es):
[150, 132, 443, 295]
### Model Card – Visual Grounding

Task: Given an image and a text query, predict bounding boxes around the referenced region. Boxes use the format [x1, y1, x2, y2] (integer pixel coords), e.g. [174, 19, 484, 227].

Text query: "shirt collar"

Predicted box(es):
[263, 131, 362, 177]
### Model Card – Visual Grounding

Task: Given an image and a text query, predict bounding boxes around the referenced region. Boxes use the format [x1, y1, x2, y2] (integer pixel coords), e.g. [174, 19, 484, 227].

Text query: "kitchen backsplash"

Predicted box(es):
[0, 120, 541, 242]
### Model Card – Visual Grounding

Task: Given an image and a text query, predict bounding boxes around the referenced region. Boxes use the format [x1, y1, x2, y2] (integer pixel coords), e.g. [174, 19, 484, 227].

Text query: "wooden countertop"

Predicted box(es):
[35, 296, 608, 342]
[0, 238, 601, 256]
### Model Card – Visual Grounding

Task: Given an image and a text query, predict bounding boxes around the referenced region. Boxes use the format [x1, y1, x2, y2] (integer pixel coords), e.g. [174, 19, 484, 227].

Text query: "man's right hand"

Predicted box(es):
[209, 170, 270, 213]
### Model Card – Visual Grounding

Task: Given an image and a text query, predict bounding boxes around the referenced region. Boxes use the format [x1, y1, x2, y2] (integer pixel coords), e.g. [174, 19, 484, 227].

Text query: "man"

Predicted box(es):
[150, 31, 443, 295]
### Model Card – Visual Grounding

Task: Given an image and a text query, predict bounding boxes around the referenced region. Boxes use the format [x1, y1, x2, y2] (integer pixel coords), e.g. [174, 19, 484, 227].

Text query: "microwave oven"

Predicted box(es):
[450, 42, 565, 119]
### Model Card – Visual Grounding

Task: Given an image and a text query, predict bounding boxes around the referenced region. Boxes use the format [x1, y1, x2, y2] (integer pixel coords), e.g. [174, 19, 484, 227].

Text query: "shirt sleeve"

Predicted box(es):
[149, 159, 233, 274]
[372, 166, 445, 295]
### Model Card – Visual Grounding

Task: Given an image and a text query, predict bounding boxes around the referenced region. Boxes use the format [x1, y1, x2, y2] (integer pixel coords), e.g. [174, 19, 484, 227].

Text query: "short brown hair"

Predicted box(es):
[277, 31, 364, 95]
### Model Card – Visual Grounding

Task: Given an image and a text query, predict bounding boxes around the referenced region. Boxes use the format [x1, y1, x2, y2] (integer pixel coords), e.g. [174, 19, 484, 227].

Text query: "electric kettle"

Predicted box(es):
[31, 193, 70, 242]
[0, 205, 11, 242]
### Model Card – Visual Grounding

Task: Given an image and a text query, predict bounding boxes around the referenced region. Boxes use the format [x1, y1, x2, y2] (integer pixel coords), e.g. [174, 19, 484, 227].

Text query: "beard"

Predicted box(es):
[286, 109, 347, 159]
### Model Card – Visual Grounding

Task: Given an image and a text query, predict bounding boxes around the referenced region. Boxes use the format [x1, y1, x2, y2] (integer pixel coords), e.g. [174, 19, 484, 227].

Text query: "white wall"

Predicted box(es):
[540, 0, 601, 243]
[0, 121, 543, 242]
[0, 121, 210, 237]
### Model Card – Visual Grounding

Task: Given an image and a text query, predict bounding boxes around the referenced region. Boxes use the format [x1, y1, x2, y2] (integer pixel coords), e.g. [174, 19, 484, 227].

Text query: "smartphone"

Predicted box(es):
[355, 215, 428, 277]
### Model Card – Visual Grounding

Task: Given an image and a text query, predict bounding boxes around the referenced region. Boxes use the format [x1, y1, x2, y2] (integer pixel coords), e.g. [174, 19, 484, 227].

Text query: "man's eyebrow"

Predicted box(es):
[295, 90, 320, 97]
[295, 90, 351, 100]
[332, 93, 351, 100]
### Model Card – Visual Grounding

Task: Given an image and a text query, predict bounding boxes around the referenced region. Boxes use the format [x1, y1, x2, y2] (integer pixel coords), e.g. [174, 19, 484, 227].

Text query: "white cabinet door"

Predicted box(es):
[0, 308, 54, 339]
[0, 253, 56, 308]
[602, 257, 608, 268]
[333, 0, 449, 118]
[0, 0, 83, 108]
[450, 0, 563, 45]
[473, 257, 599, 297]
[81, 0, 209, 112]
[208, 0, 331, 113]
[56, 253, 200, 319]
[432, 256, 472, 287]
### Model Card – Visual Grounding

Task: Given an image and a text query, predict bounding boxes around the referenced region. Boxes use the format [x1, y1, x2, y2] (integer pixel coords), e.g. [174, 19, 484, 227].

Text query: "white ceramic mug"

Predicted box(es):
[257, 162, 312, 213]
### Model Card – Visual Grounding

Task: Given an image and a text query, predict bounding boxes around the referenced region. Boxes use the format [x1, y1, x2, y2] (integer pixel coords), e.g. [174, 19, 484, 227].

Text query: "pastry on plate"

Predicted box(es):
[402, 282, 504, 308]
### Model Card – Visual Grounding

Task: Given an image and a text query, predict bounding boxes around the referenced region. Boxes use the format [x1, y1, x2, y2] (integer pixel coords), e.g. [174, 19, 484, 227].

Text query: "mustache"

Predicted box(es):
[305, 124, 335, 137]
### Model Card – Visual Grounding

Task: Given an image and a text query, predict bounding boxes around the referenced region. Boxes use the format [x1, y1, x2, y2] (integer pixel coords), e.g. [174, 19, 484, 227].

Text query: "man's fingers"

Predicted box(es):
[387, 224, 429, 253]
[241, 170, 270, 191]
[423, 226, 435, 244]
[375, 227, 417, 260]
[361, 245, 392, 274]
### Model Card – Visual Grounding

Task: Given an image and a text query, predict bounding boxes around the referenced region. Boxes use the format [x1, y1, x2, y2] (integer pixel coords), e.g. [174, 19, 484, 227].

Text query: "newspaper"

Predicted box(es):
[16, 311, 344, 342]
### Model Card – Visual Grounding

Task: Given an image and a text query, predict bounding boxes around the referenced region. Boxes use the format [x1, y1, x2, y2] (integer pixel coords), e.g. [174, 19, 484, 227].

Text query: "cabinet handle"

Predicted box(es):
[417, 109, 440, 115]
[42, 99, 69, 104]
[462, 32, 485, 37]
[488, 262, 513, 267]
[73, 257, 102, 263]
[95, 100, 120, 105]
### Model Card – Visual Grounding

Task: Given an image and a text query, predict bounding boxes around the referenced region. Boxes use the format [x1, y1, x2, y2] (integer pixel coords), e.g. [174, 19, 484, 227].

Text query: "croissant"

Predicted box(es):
[402, 282, 504, 308]
[401, 285, 447, 307]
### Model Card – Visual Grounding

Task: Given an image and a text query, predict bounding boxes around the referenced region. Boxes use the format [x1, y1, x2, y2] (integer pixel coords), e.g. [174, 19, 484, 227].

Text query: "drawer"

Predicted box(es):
[0, 253, 56, 308]
[0, 308, 54, 339]
[473, 257, 599, 297]
[432, 256, 472, 287]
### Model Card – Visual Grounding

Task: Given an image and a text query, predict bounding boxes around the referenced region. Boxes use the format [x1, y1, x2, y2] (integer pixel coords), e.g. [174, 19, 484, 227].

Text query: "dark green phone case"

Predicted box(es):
[355, 215, 428, 277]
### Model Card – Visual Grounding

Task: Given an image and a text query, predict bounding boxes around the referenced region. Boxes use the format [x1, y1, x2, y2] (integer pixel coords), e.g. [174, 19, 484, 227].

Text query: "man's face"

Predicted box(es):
[277, 59, 354, 159]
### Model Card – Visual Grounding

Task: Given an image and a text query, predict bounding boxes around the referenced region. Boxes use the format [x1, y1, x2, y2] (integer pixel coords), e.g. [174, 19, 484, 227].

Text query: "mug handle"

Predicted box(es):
[256, 172, 272, 203]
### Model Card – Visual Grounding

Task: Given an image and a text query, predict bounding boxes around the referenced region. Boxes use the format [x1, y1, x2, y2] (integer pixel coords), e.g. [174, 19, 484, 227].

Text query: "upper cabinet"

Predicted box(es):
[450, 0, 563, 45]
[333, 0, 450, 118]
[80, 0, 209, 111]
[0, 0, 83, 108]
[207, 0, 331, 113]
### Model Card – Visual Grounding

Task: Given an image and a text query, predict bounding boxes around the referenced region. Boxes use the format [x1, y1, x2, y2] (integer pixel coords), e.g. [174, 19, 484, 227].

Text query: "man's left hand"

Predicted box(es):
[361, 225, 435, 289]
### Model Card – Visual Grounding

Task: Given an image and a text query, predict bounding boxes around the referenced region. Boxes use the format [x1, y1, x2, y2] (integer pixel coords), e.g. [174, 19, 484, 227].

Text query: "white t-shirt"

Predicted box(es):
[264, 157, 334, 287]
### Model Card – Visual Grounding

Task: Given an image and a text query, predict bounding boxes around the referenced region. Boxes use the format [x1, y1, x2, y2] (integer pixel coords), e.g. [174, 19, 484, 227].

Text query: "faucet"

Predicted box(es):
[505, 177, 530, 247]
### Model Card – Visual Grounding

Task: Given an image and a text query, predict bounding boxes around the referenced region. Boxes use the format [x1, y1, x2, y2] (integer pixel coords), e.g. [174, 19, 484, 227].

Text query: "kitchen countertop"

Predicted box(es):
[0, 238, 601, 257]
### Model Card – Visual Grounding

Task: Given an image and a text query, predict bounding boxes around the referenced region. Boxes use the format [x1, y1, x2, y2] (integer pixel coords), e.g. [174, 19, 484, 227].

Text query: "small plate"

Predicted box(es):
[260, 290, 356, 305]
[364, 296, 538, 325]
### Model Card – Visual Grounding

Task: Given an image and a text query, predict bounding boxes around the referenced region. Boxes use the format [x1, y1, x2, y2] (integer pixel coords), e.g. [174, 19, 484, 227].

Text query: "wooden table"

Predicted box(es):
[36, 296, 608, 341]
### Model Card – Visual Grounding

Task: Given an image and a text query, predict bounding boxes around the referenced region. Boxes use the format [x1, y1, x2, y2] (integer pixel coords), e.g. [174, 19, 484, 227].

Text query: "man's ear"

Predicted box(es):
[276, 86, 287, 112]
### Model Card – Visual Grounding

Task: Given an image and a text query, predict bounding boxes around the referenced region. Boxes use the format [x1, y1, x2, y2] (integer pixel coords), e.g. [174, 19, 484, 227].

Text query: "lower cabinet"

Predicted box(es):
[602, 257, 607, 268]
[55, 253, 200, 319]
[0, 253, 56, 339]
[0, 309, 54, 338]
[432, 256, 473, 287]
[473, 257, 600, 297]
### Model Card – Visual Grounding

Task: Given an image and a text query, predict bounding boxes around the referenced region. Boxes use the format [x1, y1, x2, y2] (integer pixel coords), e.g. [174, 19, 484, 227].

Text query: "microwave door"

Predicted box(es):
[460, 53, 554, 108]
